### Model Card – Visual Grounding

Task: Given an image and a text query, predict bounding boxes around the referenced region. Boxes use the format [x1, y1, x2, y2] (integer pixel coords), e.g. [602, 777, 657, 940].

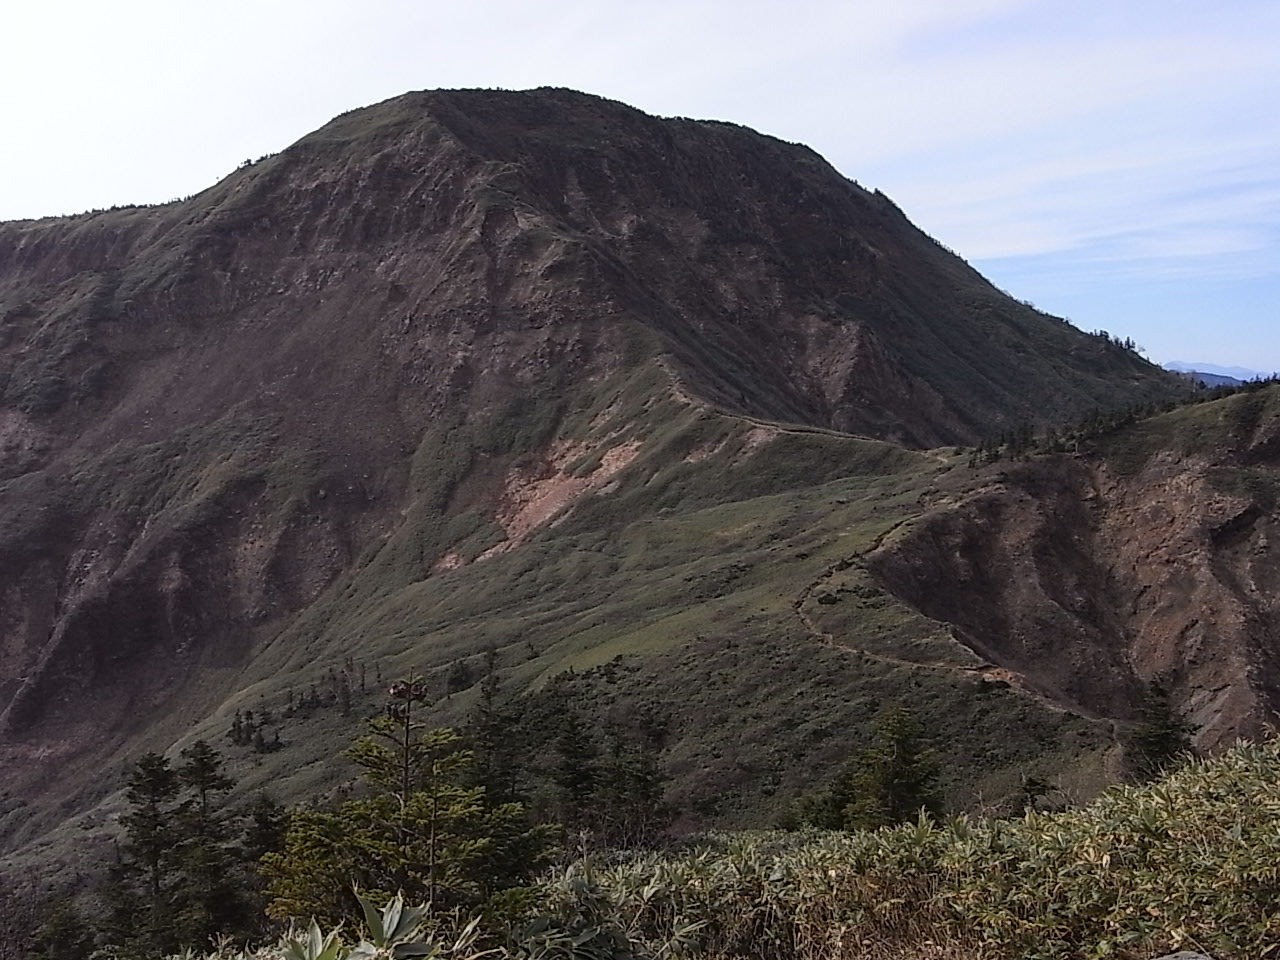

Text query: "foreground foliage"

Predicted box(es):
[167, 740, 1280, 960]
[96, 741, 283, 958]
[551, 741, 1280, 959]
[261, 681, 553, 926]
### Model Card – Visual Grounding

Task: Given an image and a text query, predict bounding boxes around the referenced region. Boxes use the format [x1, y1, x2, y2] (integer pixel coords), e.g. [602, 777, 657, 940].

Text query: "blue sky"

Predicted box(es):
[2, 0, 1276, 371]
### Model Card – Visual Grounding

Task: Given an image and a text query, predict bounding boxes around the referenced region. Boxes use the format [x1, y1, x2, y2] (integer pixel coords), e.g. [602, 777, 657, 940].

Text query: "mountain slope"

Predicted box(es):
[0, 88, 1190, 863]
[1, 88, 1179, 453]
[869, 386, 1280, 749]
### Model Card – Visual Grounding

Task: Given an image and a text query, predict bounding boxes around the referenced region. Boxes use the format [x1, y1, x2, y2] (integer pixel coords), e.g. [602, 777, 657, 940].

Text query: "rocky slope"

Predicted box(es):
[0, 88, 1206, 860]
[869, 387, 1280, 749]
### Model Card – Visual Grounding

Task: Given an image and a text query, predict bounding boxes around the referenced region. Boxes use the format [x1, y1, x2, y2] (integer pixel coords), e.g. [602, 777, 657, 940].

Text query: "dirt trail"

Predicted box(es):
[791, 522, 1092, 718]
[665, 352, 1100, 725]
[657, 356, 912, 443]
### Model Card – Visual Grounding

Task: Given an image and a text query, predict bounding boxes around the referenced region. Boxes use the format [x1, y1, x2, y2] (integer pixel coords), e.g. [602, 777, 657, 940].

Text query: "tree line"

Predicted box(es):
[20, 655, 675, 958]
[17, 660, 1195, 958]
[967, 374, 1280, 467]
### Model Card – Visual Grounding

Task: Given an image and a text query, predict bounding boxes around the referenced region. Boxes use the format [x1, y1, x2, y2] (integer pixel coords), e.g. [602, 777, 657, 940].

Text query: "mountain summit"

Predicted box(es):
[2, 88, 1176, 449]
[0, 89, 1192, 855]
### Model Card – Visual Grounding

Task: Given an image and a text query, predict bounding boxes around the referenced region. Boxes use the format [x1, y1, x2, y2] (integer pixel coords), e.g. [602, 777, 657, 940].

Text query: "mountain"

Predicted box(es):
[871, 386, 1280, 749]
[1174, 370, 1245, 388]
[0, 88, 1216, 871]
[1167, 361, 1271, 381]
[1164, 363, 1250, 388]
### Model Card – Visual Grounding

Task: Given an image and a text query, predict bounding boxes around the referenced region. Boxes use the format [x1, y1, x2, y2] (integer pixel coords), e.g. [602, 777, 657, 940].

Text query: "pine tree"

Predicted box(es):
[111, 753, 182, 958]
[103, 743, 265, 955]
[239, 791, 289, 932]
[337, 673, 352, 715]
[552, 710, 599, 834]
[172, 741, 254, 948]
[179, 740, 234, 821]
[800, 703, 943, 831]
[261, 678, 553, 926]
[26, 893, 96, 960]
[844, 703, 942, 828]
[1124, 680, 1195, 781]
[468, 647, 520, 805]
[241, 791, 288, 864]
[594, 723, 669, 847]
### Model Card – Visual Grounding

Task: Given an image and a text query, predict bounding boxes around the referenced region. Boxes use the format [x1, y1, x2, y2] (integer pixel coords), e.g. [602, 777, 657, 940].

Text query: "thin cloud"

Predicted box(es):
[0, 0, 1276, 366]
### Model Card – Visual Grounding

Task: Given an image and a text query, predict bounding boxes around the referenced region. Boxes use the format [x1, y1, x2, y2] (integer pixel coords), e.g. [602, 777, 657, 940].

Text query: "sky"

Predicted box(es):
[1, 0, 1277, 372]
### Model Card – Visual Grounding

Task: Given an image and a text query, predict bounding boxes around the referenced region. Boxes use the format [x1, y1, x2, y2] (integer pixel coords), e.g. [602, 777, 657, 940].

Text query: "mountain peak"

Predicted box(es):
[0, 88, 1194, 860]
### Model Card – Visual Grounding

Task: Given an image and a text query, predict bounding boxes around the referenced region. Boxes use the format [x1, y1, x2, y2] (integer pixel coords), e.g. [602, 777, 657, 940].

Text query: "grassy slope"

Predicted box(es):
[2, 361, 1112, 878]
[1097, 382, 1280, 478]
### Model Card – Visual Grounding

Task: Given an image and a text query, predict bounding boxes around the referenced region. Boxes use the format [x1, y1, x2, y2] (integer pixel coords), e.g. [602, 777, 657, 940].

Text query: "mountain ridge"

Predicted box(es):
[0, 88, 1229, 873]
[1167, 361, 1271, 381]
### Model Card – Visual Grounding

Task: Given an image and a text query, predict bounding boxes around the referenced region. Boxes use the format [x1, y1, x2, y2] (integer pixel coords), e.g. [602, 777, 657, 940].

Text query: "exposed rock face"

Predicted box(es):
[0, 88, 1194, 846]
[869, 393, 1280, 748]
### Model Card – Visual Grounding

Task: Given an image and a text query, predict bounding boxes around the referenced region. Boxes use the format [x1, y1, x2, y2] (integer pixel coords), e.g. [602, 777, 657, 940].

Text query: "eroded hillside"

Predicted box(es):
[867, 387, 1280, 749]
[0, 88, 1196, 865]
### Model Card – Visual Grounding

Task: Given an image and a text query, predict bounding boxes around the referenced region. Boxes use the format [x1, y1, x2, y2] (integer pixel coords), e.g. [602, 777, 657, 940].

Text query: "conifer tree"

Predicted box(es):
[102, 743, 263, 955]
[1124, 680, 1195, 781]
[179, 740, 234, 822]
[172, 740, 254, 948]
[468, 647, 521, 805]
[108, 752, 182, 958]
[594, 723, 669, 847]
[844, 703, 942, 828]
[261, 678, 553, 926]
[242, 791, 288, 864]
[26, 892, 96, 960]
[799, 703, 942, 831]
[552, 710, 599, 834]
[239, 791, 289, 932]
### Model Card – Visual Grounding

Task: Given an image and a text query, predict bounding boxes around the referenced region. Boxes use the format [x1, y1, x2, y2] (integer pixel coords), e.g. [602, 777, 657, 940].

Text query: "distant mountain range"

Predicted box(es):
[1165, 361, 1275, 387]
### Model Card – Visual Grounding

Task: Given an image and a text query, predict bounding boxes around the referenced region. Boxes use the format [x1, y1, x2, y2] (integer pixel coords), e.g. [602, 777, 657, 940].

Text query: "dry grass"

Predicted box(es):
[167, 741, 1280, 959]
[531, 739, 1280, 960]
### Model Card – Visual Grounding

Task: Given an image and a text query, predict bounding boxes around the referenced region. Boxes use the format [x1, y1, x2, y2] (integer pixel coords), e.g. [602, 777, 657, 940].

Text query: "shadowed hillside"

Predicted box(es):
[869, 385, 1280, 749]
[0, 89, 1200, 870]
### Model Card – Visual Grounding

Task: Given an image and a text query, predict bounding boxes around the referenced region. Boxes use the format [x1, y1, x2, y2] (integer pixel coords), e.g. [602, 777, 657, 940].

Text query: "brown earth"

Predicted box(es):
[0, 88, 1204, 854]
[868, 400, 1280, 749]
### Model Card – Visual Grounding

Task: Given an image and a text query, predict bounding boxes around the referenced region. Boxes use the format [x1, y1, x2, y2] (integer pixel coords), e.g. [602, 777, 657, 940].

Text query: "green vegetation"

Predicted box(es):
[6, 356, 1196, 880]
[96, 742, 280, 958]
[31, 680, 559, 958]
[525, 739, 1280, 960]
[143, 393, 1083, 841]
[797, 702, 942, 830]
[68, 739, 1280, 960]
[255, 890, 489, 960]
[261, 679, 553, 926]
[967, 376, 1280, 473]
[466, 670, 674, 849]
[1122, 681, 1195, 782]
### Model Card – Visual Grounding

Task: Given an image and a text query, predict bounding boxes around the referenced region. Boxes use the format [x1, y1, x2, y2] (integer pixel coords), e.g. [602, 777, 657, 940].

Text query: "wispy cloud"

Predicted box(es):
[0, 0, 1276, 365]
[775, 0, 1279, 340]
